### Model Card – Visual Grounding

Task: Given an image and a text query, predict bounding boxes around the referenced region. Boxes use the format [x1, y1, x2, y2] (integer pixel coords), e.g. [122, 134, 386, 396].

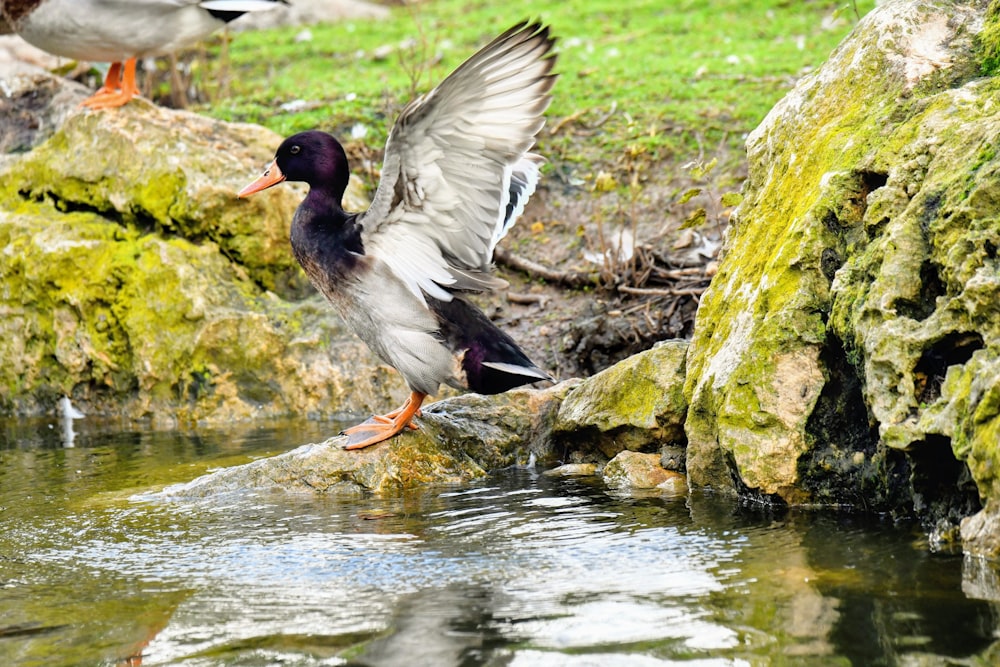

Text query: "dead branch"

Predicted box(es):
[507, 292, 548, 307]
[494, 247, 598, 288]
[617, 285, 706, 298]
[550, 109, 585, 135]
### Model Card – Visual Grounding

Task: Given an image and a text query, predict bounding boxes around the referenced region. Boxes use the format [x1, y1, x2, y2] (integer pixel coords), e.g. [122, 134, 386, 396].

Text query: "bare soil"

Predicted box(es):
[479, 156, 735, 382]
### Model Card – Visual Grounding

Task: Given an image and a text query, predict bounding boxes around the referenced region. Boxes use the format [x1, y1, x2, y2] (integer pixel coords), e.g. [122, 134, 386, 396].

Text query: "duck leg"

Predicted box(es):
[342, 391, 426, 450]
[88, 61, 123, 97]
[83, 58, 140, 109]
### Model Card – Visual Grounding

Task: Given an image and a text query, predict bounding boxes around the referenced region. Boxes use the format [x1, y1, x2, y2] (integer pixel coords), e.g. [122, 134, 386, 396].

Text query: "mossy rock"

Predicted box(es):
[0, 99, 368, 298]
[0, 196, 408, 421]
[684, 0, 995, 536]
[0, 97, 401, 422]
[552, 340, 688, 459]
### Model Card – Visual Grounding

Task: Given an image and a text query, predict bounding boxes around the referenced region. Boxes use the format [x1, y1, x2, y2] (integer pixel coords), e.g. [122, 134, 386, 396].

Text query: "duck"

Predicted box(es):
[239, 21, 557, 450]
[0, 0, 287, 109]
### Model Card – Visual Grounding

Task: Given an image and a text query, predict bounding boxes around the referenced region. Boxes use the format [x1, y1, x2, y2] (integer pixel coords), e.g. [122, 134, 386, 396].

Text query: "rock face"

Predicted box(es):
[552, 340, 688, 458]
[0, 88, 403, 423]
[684, 0, 995, 549]
[161, 382, 572, 497]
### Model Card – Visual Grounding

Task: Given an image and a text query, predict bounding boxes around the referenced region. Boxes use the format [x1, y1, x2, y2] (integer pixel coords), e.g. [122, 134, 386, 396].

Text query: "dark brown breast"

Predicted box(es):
[1, 0, 42, 25]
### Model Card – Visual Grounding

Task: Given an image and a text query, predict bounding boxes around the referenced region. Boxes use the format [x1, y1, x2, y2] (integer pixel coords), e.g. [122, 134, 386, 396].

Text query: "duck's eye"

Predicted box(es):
[289, 145, 301, 155]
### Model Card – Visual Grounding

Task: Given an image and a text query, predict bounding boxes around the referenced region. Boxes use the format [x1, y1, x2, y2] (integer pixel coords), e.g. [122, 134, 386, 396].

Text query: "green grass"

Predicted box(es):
[200, 0, 875, 175]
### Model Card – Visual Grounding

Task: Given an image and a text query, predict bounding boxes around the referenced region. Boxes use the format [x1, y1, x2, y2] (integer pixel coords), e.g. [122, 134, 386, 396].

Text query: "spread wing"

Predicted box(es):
[358, 21, 557, 304]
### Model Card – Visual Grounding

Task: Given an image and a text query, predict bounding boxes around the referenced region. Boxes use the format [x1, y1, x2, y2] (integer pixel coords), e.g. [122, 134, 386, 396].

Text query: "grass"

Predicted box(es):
[197, 0, 875, 177]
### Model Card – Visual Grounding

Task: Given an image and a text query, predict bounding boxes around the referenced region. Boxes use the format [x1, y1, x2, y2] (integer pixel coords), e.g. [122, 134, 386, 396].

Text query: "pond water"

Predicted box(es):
[2, 417, 999, 666]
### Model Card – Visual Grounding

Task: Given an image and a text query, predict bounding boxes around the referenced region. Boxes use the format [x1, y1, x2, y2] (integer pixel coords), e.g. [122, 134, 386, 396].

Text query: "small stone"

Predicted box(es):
[603, 451, 674, 489]
[660, 445, 685, 472]
[656, 473, 688, 497]
[543, 463, 598, 477]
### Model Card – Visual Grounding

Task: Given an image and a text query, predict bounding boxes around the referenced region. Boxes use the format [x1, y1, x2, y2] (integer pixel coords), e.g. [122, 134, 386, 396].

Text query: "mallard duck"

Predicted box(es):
[0, 0, 286, 109]
[239, 21, 557, 450]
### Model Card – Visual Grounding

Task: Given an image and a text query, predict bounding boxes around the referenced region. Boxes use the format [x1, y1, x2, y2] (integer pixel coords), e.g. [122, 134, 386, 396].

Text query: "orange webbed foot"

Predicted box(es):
[341, 392, 426, 450]
[81, 59, 140, 109]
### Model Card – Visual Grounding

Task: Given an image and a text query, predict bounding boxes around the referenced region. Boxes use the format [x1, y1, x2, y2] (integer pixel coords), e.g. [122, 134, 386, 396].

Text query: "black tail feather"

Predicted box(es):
[429, 297, 550, 395]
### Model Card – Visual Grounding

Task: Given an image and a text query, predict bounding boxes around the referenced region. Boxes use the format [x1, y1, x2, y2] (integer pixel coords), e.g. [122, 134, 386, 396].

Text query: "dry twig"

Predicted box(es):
[494, 247, 598, 288]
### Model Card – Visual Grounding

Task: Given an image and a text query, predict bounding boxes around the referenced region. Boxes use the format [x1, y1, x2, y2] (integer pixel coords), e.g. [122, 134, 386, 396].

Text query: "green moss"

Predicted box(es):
[978, 0, 1000, 75]
[684, 2, 993, 499]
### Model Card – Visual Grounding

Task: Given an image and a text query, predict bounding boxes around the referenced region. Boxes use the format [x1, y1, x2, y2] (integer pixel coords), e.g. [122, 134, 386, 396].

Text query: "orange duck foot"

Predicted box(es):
[82, 58, 140, 109]
[341, 391, 426, 450]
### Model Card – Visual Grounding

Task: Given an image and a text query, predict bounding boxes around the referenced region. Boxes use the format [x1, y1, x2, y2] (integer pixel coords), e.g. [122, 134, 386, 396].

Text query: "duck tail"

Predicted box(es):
[431, 297, 552, 395]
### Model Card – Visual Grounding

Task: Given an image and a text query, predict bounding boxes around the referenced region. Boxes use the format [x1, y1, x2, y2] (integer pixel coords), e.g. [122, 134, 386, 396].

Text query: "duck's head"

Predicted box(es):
[238, 130, 349, 198]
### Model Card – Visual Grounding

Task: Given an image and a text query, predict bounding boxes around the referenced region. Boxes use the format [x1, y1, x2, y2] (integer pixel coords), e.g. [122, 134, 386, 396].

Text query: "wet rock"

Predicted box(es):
[158, 431, 487, 497]
[543, 463, 598, 477]
[418, 381, 574, 470]
[962, 501, 1000, 561]
[602, 450, 686, 493]
[552, 340, 687, 458]
[660, 445, 685, 472]
[684, 0, 995, 532]
[157, 384, 569, 494]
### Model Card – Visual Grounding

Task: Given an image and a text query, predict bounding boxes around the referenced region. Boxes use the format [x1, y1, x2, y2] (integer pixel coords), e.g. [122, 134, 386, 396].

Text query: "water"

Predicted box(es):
[2, 418, 999, 666]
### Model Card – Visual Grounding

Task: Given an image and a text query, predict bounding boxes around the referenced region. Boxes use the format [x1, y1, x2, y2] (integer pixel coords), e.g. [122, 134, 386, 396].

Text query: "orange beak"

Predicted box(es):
[238, 160, 286, 198]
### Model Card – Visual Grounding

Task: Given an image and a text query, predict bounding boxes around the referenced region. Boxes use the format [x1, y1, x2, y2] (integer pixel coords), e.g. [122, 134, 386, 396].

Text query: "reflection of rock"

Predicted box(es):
[962, 552, 1000, 602]
[339, 584, 496, 667]
[57, 396, 84, 447]
[684, 0, 993, 537]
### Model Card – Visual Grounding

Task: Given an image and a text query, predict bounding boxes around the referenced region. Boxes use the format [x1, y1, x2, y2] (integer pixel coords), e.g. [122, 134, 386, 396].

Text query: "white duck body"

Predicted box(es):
[2, 0, 282, 62]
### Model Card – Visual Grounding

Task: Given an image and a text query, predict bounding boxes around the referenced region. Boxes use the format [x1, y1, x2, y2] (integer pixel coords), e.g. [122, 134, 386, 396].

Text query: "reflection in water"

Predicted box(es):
[57, 396, 85, 448]
[1, 421, 1000, 665]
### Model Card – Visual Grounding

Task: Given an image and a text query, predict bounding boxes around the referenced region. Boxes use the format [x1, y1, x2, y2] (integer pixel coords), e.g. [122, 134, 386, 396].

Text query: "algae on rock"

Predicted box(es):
[684, 0, 995, 544]
[0, 99, 402, 423]
[552, 340, 688, 459]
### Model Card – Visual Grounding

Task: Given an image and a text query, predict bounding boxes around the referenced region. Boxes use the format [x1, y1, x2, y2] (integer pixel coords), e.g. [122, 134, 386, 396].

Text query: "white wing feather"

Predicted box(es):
[360, 22, 556, 305]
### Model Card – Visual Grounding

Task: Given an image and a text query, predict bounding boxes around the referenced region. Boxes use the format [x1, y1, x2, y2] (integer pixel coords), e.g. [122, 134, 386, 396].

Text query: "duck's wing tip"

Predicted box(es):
[361, 21, 559, 305]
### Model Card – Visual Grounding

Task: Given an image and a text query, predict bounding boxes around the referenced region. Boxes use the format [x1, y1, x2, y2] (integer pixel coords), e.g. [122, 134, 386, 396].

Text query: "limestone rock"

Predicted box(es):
[684, 0, 992, 528]
[156, 384, 568, 495]
[962, 501, 1000, 561]
[419, 382, 573, 470]
[602, 450, 687, 496]
[0, 102, 399, 422]
[552, 340, 687, 458]
[543, 463, 598, 477]
[158, 432, 487, 497]
[0, 101, 364, 296]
